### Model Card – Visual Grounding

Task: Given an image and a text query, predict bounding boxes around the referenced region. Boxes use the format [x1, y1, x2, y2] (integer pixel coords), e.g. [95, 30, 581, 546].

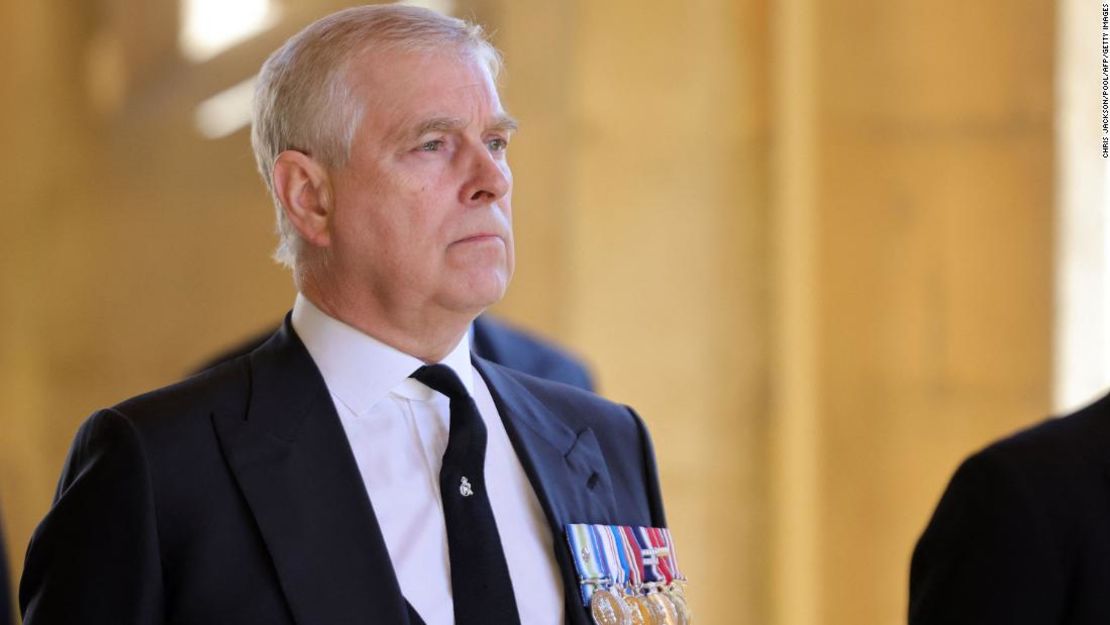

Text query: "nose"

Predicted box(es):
[460, 144, 511, 205]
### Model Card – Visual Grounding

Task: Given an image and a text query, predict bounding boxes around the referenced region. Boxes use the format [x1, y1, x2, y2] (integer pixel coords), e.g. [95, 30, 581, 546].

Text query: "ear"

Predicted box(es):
[272, 150, 333, 249]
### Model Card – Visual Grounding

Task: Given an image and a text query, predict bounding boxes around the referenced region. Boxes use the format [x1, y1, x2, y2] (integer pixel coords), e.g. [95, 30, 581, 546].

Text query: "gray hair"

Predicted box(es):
[251, 4, 502, 268]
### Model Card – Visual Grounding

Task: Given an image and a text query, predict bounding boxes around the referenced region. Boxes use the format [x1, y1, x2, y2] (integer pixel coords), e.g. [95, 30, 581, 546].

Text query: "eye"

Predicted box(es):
[418, 139, 444, 152]
[487, 137, 509, 153]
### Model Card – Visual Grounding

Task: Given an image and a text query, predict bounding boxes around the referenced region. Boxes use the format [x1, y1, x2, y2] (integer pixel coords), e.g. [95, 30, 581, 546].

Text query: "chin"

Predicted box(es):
[447, 268, 511, 313]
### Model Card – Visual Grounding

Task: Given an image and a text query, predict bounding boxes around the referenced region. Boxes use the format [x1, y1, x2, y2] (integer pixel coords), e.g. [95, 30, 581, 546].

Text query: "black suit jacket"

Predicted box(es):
[910, 392, 1110, 624]
[0, 514, 11, 625]
[21, 318, 663, 624]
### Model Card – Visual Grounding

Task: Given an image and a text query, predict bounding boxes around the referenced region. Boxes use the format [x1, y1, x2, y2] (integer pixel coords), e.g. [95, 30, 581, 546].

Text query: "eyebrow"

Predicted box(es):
[490, 114, 520, 133]
[410, 114, 519, 139]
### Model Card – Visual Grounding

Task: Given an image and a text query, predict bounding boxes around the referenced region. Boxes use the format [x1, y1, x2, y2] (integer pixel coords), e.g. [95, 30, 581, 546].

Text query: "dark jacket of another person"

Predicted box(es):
[910, 392, 1110, 625]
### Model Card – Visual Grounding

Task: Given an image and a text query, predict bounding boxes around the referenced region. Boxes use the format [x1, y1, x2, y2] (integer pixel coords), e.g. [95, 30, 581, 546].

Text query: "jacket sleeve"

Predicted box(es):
[908, 448, 1065, 625]
[20, 409, 165, 624]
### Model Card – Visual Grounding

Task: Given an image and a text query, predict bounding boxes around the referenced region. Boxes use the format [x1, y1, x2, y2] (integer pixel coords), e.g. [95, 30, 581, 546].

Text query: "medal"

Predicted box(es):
[566, 524, 692, 625]
[626, 593, 657, 625]
[638, 526, 691, 624]
[658, 531, 691, 625]
[590, 587, 632, 625]
[582, 525, 631, 625]
[666, 589, 692, 625]
[590, 526, 632, 625]
[616, 526, 653, 625]
[646, 592, 678, 625]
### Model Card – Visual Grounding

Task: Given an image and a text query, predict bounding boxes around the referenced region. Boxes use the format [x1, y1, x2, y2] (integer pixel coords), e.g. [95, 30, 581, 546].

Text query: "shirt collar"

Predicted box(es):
[291, 293, 474, 416]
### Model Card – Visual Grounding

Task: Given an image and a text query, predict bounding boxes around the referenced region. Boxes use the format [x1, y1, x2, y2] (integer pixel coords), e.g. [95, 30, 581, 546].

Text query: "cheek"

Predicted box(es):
[496, 195, 514, 230]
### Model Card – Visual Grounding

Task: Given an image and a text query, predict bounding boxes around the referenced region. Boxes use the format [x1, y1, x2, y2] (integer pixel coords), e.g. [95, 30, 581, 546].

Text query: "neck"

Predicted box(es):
[297, 278, 474, 364]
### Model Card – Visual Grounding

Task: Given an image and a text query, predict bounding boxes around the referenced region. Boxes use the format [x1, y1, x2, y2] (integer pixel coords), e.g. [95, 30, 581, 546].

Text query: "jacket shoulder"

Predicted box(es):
[110, 356, 252, 432]
[908, 394, 1110, 623]
[975, 392, 1110, 475]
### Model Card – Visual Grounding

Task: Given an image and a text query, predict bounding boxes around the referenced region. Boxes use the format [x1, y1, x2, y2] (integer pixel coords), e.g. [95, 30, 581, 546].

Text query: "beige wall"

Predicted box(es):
[1, 1, 1056, 624]
[814, 1, 1054, 622]
[482, 2, 770, 622]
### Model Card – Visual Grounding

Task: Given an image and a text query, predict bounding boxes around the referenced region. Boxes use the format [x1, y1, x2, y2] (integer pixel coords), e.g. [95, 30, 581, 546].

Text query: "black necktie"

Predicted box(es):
[410, 364, 521, 625]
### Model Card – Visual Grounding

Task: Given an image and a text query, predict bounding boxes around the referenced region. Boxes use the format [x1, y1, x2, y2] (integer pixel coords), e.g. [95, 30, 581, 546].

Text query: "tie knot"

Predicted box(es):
[410, 364, 469, 400]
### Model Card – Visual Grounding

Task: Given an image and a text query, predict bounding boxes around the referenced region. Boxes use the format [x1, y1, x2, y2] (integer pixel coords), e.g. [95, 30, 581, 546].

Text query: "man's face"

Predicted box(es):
[324, 47, 515, 321]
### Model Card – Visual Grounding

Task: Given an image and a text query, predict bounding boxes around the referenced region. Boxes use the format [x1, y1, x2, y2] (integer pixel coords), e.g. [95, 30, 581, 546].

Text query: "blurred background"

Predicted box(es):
[1, 0, 1106, 623]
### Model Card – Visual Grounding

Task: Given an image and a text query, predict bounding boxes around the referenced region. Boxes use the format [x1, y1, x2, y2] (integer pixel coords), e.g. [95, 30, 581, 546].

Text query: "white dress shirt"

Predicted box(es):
[291, 294, 564, 625]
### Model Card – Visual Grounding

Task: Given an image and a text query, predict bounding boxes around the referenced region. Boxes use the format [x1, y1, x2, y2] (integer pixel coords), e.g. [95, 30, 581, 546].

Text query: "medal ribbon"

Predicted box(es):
[661, 527, 686, 582]
[569, 525, 687, 606]
[635, 526, 672, 584]
[599, 525, 628, 589]
[566, 524, 605, 604]
[587, 525, 614, 584]
[648, 527, 675, 584]
[618, 525, 645, 591]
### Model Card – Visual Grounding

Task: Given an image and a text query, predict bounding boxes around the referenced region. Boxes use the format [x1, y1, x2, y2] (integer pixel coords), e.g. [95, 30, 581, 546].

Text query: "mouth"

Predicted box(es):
[453, 233, 504, 245]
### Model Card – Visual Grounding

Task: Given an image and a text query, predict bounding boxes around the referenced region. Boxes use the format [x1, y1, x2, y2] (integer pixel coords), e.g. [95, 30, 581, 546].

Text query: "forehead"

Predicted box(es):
[346, 47, 504, 128]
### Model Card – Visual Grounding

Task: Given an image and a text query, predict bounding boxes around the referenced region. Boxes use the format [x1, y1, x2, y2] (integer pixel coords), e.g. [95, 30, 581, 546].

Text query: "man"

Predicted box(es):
[910, 392, 1110, 624]
[20, 6, 671, 625]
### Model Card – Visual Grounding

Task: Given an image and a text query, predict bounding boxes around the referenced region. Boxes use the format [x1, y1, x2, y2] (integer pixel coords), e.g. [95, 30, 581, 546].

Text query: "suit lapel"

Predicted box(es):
[212, 319, 412, 625]
[474, 358, 617, 625]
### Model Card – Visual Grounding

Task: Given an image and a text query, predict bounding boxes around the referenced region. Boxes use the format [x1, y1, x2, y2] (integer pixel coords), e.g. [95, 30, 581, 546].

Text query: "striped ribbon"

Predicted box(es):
[636, 526, 675, 584]
[566, 524, 605, 604]
[661, 527, 685, 582]
[618, 525, 645, 589]
[597, 525, 628, 588]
